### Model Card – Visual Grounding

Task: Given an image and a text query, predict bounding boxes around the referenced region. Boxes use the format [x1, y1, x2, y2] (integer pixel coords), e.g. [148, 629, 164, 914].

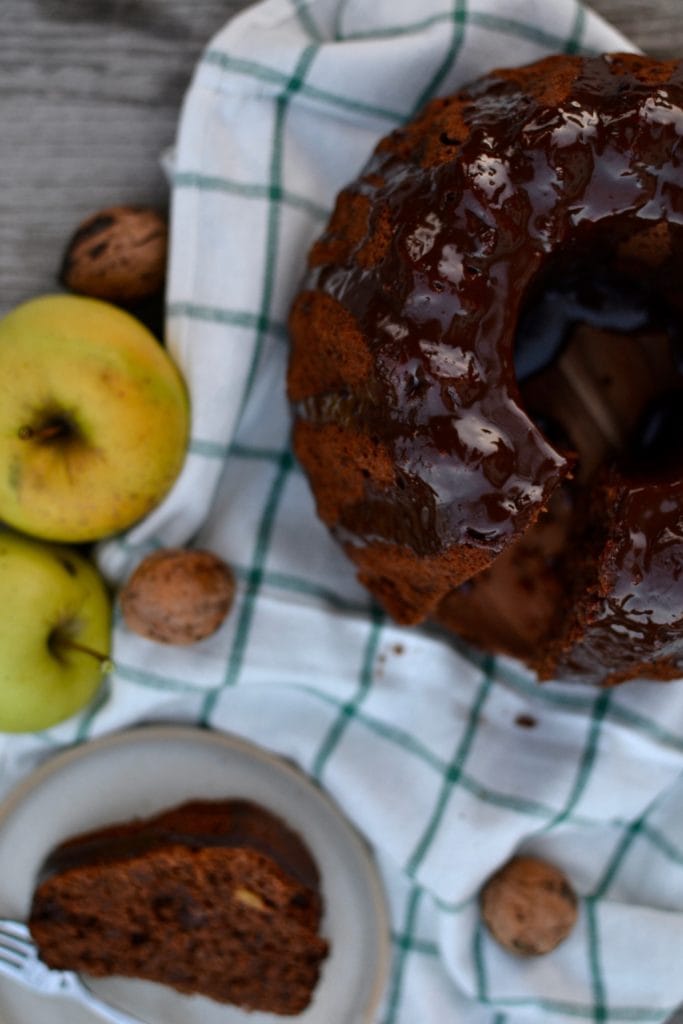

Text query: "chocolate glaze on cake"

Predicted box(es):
[29, 800, 329, 1016]
[288, 54, 683, 685]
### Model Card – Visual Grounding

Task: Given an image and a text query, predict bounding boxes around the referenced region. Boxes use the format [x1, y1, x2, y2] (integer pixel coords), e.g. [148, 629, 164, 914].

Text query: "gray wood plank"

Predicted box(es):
[591, 0, 683, 55]
[0, 0, 243, 313]
[1, 0, 683, 314]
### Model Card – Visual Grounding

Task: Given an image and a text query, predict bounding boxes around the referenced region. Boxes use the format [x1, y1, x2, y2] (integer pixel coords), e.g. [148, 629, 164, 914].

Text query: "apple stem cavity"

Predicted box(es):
[18, 417, 73, 443]
[49, 632, 113, 675]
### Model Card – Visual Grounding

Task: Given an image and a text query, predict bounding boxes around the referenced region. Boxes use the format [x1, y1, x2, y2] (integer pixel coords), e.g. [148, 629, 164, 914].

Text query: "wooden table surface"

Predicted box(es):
[1, 0, 682, 317]
[1, 2, 682, 1021]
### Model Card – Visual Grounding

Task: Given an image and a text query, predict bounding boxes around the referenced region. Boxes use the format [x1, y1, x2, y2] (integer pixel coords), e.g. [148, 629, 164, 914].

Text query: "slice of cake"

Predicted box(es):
[28, 799, 329, 1016]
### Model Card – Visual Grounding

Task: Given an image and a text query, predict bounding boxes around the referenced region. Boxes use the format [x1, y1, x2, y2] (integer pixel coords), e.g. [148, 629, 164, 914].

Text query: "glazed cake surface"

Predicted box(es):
[288, 53, 683, 686]
[29, 799, 329, 1016]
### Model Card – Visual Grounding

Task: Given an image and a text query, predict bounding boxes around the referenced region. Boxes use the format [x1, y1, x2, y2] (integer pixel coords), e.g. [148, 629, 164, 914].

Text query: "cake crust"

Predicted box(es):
[288, 53, 683, 685]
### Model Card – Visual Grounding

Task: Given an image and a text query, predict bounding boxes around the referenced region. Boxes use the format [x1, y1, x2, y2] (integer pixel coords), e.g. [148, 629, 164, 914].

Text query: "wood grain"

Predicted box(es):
[1, 0, 682, 314]
[0, 0, 241, 314]
[591, 0, 683, 55]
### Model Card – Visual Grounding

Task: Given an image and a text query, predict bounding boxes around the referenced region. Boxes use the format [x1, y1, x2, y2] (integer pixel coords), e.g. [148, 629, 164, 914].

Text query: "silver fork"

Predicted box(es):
[0, 917, 146, 1023]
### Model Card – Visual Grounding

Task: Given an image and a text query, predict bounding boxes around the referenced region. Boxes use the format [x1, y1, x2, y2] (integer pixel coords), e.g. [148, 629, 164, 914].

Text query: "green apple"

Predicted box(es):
[0, 528, 112, 732]
[0, 294, 189, 542]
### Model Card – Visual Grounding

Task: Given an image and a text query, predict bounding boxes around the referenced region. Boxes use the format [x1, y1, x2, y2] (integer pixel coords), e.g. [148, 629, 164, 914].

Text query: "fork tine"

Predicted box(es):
[0, 943, 25, 969]
[0, 952, 24, 970]
[0, 919, 32, 943]
[0, 920, 33, 956]
[0, 935, 29, 958]
[0, 919, 34, 969]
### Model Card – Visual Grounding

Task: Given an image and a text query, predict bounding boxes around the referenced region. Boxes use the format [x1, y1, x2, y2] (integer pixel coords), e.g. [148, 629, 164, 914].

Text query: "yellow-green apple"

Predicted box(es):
[0, 528, 112, 732]
[0, 294, 189, 542]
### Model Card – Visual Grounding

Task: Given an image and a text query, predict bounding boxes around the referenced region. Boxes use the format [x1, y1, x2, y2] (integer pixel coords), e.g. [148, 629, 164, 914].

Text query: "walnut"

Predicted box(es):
[60, 206, 168, 305]
[120, 549, 235, 645]
[480, 855, 578, 956]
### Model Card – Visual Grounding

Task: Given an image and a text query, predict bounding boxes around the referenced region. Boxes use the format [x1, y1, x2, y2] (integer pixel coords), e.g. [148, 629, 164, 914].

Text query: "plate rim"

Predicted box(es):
[0, 722, 392, 1024]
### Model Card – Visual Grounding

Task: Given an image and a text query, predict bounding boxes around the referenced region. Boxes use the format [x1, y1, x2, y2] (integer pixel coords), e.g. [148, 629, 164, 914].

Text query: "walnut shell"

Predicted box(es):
[120, 549, 235, 645]
[60, 206, 168, 304]
[480, 855, 578, 956]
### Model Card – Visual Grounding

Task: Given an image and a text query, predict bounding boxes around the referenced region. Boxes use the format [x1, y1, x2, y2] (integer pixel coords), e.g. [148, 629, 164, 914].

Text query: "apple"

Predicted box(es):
[0, 528, 112, 732]
[0, 294, 189, 542]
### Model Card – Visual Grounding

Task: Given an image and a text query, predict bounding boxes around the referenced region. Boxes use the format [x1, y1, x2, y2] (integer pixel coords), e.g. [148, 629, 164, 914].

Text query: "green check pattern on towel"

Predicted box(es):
[4, 0, 683, 1021]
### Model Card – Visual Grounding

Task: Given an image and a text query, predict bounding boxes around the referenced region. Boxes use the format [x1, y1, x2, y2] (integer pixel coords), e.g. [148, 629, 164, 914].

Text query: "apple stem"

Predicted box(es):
[58, 638, 114, 675]
[18, 423, 67, 442]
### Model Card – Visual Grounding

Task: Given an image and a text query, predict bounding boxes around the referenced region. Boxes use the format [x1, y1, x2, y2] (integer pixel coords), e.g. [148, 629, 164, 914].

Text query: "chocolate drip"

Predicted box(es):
[298, 56, 683, 562]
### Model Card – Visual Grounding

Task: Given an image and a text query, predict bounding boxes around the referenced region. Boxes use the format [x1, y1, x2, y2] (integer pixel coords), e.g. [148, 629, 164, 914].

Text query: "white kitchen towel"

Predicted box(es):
[6, 1, 683, 1022]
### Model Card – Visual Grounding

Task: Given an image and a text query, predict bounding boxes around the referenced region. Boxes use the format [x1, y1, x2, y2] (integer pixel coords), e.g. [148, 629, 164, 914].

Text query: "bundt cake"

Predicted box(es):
[287, 53, 683, 686]
[29, 799, 329, 1015]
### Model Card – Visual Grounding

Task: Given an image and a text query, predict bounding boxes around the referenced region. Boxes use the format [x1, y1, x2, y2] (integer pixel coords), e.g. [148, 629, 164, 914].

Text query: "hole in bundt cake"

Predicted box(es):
[515, 248, 683, 483]
[440, 236, 683, 667]
[626, 390, 683, 476]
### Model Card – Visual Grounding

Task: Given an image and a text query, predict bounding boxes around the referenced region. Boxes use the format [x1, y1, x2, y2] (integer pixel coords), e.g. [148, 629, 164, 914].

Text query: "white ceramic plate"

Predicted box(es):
[0, 725, 390, 1024]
